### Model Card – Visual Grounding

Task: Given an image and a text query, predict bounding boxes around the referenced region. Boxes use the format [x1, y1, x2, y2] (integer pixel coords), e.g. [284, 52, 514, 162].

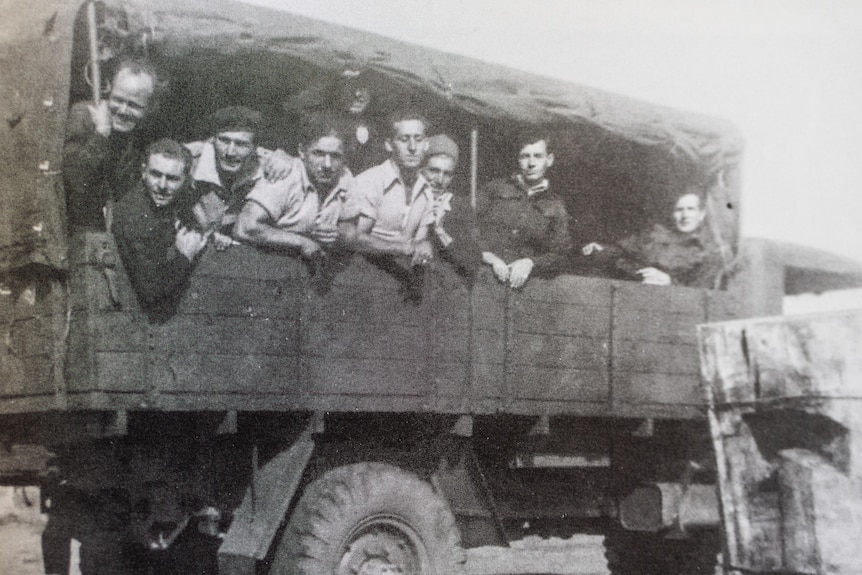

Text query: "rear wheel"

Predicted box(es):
[270, 462, 465, 575]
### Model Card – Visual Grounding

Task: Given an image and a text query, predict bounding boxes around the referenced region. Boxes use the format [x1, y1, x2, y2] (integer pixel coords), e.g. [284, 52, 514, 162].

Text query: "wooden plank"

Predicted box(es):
[178, 278, 300, 319]
[152, 315, 300, 356]
[614, 281, 706, 314]
[613, 309, 700, 344]
[614, 341, 700, 375]
[428, 362, 470, 397]
[88, 352, 146, 393]
[511, 334, 607, 371]
[8, 316, 54, 357]
[194, 244, 303, 281]
[305, 287, 425, 326]
[430, 329, 471, 363]
[613, 372, 703, 406]
[778, 449, 862, 575]
[700, 310, 862, 405]
[517, 274, 611, 305]
[473, 330, 506, 365]
[512, 300, 609, 338]
[509, 366, 608, 402]
[304, 322, 425, 361]
[305, 358, 429, 396]
[152, 353, 300, 394]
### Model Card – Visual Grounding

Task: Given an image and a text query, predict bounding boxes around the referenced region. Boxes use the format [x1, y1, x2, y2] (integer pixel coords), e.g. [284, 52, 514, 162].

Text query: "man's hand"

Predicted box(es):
[311, 224, 338, 246]
[212, 231, 238, 251]
[410, 240, 434, 267]
[508, 258, 534, 289]
[483, 252, 510, 283]
[637, 267, 671, 286]
[581, 242, 604, 256]
[262, 149, 295, 182]
[88, 101, 112, 137]
[175, 227, 210, 261]
[299, 237, 323, 258]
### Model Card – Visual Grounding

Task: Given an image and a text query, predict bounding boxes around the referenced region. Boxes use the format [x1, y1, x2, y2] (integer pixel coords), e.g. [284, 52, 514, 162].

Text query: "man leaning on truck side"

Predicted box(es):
[233, 112, 357, 259]
[63, 57, 159, 232]
[581, 188, 727, 288]
[113, 139, 209, 324]
[184, 106, 296, 250]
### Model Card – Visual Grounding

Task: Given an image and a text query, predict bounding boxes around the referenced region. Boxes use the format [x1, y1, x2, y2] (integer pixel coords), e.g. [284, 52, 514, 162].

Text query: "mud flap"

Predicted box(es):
[218, 417, 319, 575]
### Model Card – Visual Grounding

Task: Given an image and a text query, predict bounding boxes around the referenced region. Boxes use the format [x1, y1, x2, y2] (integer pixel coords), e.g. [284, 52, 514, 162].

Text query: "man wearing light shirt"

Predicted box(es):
[347, 110, 435, 267]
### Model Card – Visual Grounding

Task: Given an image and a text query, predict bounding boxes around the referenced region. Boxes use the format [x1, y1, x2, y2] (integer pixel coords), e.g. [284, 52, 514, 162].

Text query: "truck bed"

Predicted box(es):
[0, 231, 739, 419]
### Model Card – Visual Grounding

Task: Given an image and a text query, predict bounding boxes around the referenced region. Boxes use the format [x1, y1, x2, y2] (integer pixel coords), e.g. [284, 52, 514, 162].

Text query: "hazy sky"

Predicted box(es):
[242, 0, 862, 264]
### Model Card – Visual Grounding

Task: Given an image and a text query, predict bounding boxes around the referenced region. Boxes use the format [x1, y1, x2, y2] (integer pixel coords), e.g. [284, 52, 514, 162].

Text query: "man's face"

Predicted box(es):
[108, 68, 155, 133]
[386, 119, 428, 171]
[422, 155, 457, 193]
[348, 87, 372, 115]
[301, 135, 346, 190]
[142, 153, 187, 208]
[673, 193, 707, 233]
[517, 140, 554, 184]
[214, 131, 255, 174]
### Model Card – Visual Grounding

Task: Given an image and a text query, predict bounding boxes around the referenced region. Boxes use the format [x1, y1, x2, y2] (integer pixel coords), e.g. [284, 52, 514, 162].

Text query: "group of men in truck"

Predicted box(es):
[63, 58, 727, 323]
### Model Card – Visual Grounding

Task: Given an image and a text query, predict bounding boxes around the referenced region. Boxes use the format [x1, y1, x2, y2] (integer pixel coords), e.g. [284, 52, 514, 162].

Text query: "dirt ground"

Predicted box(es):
[0, 486, 609, 575]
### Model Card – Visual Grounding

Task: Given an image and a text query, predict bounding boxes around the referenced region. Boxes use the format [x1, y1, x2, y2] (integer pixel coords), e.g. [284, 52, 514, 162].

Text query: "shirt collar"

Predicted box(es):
[301, 165, 354, 207]
[380, 159, 433, 201]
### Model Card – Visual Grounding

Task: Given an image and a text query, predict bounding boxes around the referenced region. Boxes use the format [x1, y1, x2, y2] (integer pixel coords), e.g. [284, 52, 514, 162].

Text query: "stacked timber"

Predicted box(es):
[699, 310, 862, 574]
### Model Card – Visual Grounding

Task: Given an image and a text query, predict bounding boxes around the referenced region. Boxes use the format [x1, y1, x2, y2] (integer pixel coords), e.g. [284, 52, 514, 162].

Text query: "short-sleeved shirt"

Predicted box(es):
[243, 164, 356, 234]
[351, 159, 434, 241]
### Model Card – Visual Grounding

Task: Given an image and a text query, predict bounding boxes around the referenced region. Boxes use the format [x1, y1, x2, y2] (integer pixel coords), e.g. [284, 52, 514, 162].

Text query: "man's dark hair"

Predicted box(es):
[386, 109, 431, 138]
[144, 138, 193, 175]
[514, 130, 552, 154]
[299, 111, 351, 147]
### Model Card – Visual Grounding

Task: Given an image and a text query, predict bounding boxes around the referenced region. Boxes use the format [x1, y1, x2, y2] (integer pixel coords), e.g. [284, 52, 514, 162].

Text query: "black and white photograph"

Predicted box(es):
[1, 1, 861, 574]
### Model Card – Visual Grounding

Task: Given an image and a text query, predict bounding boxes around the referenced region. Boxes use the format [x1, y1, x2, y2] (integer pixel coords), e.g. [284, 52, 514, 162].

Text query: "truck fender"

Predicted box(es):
[218, 415, 320, 575]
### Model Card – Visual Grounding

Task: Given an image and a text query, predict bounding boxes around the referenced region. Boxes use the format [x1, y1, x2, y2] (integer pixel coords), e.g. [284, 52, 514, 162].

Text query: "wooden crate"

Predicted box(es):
[699, 311, 862, 574]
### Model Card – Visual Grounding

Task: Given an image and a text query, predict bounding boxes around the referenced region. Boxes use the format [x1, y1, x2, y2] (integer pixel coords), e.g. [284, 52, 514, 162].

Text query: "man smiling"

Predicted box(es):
[184, 106, 295, 249]
[63, 58, 159, 231]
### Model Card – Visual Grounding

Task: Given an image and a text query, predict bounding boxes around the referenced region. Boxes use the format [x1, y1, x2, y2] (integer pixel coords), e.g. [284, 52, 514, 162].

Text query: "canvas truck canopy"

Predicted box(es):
[1, 0, 744, 277]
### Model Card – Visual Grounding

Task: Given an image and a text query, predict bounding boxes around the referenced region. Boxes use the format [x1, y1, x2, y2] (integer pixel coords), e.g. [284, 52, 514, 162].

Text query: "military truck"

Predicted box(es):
[2, 1, 861, 574]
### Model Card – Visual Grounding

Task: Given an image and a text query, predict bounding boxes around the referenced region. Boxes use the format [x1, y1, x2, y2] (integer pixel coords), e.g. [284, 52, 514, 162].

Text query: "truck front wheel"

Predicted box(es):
[270, 462, 466, 575]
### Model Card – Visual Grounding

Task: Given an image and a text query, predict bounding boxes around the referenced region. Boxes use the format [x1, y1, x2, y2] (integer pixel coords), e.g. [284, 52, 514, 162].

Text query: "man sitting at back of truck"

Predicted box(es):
[64, 57, 159, 232]
[233, 112, 356, 261]
[113, 139, 209, 323]
[184, 106, 295, 250]
[581, 188, 727, 288]
[477, 132, 571, 289]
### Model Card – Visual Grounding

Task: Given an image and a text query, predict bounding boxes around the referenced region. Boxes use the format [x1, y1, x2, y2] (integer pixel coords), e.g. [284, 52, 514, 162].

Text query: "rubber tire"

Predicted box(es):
[604, 527, 720, 575]
[270, 462, 466, 575]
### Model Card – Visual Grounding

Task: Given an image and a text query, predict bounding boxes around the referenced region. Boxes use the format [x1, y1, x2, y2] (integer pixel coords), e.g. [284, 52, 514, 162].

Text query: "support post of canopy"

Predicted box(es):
[470, 126, 479, 210]
[86, 1, 101, 104]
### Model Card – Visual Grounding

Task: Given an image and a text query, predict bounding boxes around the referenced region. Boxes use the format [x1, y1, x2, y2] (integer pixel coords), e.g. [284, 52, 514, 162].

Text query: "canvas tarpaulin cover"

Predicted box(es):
[0, 0, 743, 274]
